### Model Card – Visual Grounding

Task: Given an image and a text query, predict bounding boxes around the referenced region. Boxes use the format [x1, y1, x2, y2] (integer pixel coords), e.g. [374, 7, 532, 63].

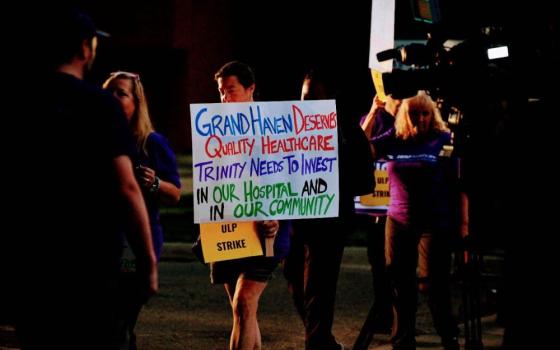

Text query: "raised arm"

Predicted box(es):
[370, 127, 396, 160]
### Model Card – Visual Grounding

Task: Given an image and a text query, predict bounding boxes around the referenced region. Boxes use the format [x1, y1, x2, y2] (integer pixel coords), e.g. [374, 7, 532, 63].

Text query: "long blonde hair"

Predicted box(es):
[394, 91, 448, 140]
[103, 71, 154, 155]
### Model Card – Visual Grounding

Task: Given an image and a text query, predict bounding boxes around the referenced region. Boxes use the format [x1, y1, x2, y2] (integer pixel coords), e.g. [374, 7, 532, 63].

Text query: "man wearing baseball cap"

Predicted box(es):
[8, 7, 158, 349]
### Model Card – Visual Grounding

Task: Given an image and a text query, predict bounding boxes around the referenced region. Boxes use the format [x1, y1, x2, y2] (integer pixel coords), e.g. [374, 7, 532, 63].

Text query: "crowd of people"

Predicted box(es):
[2, 5, 506, 350]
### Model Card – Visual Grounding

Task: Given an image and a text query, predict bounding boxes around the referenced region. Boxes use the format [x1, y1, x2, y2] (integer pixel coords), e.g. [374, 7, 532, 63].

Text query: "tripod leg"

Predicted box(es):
[463, 250, 484, 350]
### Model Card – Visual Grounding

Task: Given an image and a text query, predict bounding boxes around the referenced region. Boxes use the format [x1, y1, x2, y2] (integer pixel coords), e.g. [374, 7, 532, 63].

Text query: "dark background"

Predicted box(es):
[13, 0, 557, 153]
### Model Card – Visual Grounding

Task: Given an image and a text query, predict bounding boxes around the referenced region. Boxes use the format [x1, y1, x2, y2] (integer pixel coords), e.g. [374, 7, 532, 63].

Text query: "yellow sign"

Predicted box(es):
[360, 163, 390, 207]
[371, 69, 387, 102]
[199, 221, 263, 263]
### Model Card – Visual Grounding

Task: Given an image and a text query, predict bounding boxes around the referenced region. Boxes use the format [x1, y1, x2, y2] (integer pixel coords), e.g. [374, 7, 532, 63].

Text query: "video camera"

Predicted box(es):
[377, 25, 510, 106]
[379, 14, 517, 166]
[376, 21, 513, 154]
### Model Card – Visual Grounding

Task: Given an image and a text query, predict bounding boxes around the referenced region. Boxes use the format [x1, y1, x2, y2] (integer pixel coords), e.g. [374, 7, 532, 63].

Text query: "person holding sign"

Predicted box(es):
[371, 91, 460, 350]
[210, 61, 290, 350]
[103, 71, 181, 349]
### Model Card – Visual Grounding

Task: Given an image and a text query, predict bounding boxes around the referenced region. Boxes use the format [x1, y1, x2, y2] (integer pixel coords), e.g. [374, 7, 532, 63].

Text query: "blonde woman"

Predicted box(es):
[103, 71, 181, 349]
[372, 91, 461, 350]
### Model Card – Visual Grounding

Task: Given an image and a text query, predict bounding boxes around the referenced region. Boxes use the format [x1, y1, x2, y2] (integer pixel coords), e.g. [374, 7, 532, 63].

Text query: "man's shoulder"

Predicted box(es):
[81, 80, 120, 110]
[51, 72, 118, 110]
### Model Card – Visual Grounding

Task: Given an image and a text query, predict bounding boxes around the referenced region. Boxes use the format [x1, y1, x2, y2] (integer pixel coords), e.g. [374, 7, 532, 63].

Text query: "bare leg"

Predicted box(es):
[229, 278, 267, 350]
[225, 282, 236, 306]
[254, 321, 261, 350]
[224, 282, 237, 350]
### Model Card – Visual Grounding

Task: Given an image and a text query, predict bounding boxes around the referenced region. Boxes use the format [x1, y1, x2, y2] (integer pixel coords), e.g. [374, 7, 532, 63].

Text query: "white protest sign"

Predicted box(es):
[190, 100, 339, 223]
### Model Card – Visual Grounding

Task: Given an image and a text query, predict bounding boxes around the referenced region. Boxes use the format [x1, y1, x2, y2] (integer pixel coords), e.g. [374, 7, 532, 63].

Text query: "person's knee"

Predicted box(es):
[233, 292, 258, 320]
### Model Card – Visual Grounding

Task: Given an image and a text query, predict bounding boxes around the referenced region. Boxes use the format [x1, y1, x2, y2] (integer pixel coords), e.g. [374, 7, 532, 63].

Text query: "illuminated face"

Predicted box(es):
[109, 78, 136, 121]
[217, 75, 254, 103]
[408, 105, 432, 135]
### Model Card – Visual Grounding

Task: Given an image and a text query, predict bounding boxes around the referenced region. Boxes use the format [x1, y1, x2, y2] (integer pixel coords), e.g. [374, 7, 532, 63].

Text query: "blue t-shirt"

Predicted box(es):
[135, 132, 181, 260]
[383, 131, 453, 229]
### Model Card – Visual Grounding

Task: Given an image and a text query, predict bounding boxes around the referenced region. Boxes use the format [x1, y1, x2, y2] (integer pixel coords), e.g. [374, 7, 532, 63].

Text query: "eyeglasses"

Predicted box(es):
[109, 71, 140, 81]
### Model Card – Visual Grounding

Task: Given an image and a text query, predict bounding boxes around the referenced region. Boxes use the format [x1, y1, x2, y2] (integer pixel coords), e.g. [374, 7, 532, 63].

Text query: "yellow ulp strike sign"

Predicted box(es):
[360, 162, 390, 207]
[371, 69, 387, 102]
[199, 221, 263, 263]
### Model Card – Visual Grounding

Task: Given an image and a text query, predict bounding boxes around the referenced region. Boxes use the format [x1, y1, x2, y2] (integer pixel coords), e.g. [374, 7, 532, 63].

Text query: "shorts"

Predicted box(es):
[210, 256, 279, 284]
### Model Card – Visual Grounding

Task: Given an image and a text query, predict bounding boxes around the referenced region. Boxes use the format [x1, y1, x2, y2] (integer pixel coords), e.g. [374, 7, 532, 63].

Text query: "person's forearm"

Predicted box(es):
[157, 180, 181, 205]
[114, 156, 158, 292]
[122, 181, 157, 268]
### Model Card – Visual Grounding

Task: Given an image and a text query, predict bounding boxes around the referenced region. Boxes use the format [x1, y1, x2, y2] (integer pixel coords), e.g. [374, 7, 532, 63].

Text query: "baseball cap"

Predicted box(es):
[58, 9, 110, 39]
[38, 7, 110, 67]
[52, 8, 110, 40]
